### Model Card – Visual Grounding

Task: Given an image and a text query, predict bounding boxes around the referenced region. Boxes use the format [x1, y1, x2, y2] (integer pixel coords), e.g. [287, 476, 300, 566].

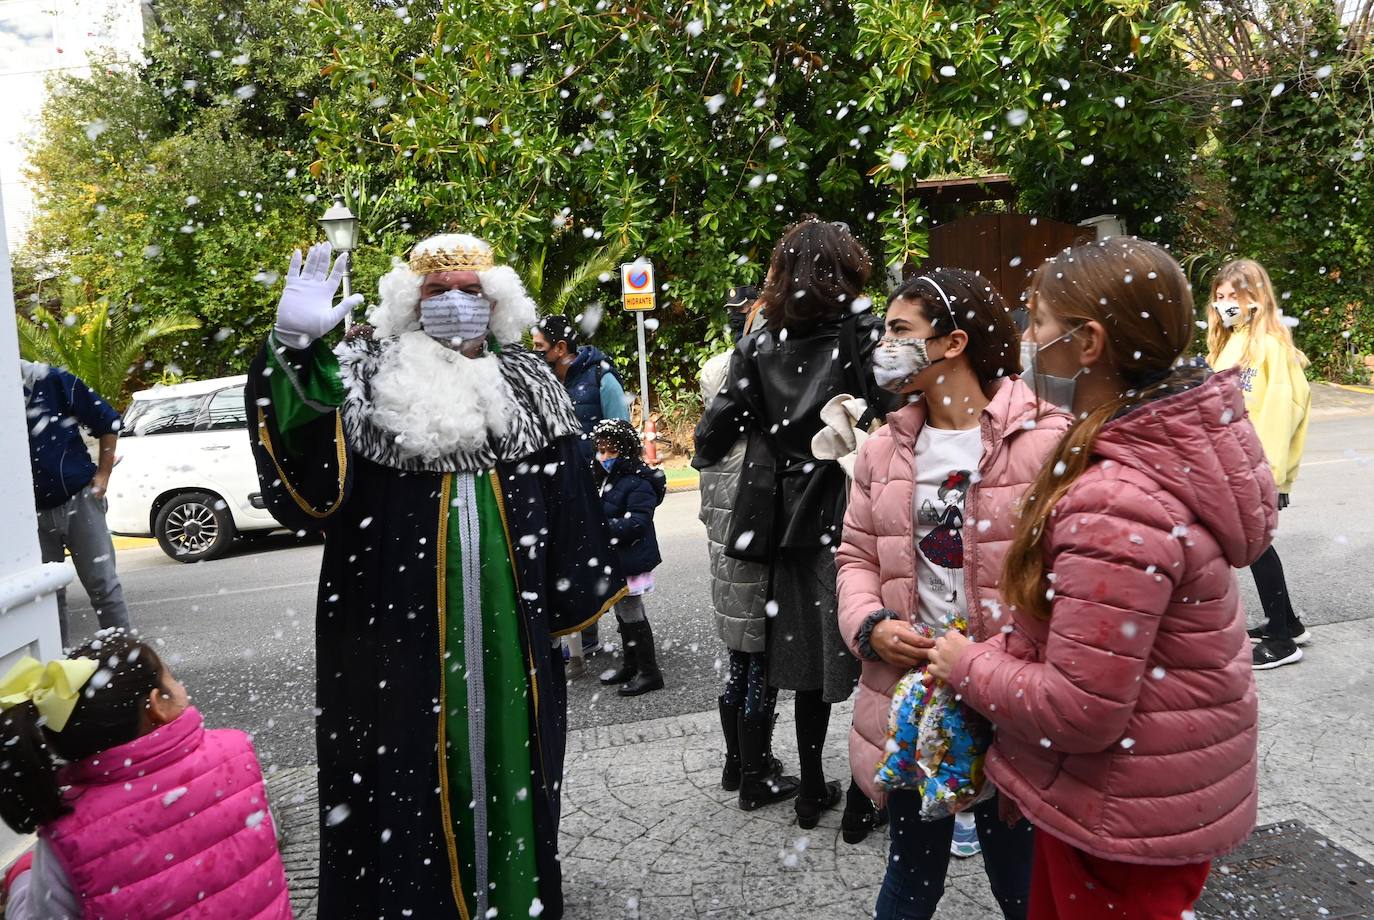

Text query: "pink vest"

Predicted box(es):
[42, 707, 293, 919]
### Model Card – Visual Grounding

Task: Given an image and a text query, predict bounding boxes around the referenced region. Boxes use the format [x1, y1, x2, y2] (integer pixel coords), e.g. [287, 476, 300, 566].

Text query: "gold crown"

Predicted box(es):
[409, 245, 495, 274]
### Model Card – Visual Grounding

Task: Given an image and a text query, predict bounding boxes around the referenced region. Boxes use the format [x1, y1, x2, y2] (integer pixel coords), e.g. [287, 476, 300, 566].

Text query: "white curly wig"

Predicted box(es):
[367, 233, 538, 345]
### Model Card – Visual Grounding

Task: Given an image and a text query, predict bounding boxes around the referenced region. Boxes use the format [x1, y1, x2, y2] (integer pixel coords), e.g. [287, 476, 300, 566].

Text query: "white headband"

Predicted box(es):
[915, 275, 960, 330]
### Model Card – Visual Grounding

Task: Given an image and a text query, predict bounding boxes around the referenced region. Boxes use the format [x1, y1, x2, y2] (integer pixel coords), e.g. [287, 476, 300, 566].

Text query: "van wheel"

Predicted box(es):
[155, 492, 237, 562]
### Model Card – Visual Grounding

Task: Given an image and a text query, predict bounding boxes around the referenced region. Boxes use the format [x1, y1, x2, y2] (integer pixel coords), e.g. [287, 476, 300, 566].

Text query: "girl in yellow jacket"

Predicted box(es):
[1209, 259, 1312, 670]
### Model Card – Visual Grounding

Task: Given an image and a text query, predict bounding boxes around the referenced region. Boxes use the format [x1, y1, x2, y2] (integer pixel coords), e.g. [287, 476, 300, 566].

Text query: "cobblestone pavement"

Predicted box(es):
[271, 619, 1374, 919]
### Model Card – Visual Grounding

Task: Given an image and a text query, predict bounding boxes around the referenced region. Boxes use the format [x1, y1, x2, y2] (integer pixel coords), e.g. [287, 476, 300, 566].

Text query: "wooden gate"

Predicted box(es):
[919, 214, 1094, 306]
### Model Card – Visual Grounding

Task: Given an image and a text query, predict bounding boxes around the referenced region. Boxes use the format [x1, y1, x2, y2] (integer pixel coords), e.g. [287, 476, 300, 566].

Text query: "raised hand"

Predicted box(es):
[273, 242, 366, 349]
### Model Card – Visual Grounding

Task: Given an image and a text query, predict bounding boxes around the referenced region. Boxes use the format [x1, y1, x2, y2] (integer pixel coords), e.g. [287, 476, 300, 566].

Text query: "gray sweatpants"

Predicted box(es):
[36, 486, 132, 647]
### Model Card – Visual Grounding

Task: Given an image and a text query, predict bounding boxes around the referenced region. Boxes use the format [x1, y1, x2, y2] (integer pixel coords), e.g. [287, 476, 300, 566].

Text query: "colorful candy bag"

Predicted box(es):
[873, 619, 994, 820]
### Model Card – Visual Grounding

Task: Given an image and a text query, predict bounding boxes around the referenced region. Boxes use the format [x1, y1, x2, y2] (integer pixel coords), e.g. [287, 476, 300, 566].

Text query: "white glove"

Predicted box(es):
[272, 242, 365, 349]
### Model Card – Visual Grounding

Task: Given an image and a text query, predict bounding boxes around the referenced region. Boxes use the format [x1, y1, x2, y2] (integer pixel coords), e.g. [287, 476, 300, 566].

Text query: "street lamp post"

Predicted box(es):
[319, 195, 360, 325]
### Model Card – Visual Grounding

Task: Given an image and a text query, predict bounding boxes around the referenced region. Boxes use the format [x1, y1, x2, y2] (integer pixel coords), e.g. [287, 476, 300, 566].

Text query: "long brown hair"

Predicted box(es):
[889, 268, 1022, 386]
[1002, 238, 1195, 620]
[0, 634, 167, 833]
[758, 217, 872, 334]
[1206, 258, 1310, 372]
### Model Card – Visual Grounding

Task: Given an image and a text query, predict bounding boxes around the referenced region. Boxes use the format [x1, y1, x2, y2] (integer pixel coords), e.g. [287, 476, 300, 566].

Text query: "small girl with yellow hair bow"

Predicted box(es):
[0, 633, 293, 919]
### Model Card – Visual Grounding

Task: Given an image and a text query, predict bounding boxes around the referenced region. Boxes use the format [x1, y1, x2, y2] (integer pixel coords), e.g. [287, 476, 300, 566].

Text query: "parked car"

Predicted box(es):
[106, 375, 281, 562]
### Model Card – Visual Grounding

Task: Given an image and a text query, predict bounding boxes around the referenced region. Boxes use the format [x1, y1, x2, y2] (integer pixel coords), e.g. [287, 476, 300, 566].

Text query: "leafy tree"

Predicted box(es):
[305, 0, 1194, 397]
[1182, 0, 1374, 378]
[17, 0, 325, 388]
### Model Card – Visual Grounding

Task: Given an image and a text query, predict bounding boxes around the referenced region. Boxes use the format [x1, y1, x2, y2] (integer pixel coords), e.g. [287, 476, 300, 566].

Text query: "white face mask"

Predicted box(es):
[873, 336, 941, 392]
[1020, 329, 1086, 412]
[1213, 299, 1244, 329]
[420, 289, 492, 345]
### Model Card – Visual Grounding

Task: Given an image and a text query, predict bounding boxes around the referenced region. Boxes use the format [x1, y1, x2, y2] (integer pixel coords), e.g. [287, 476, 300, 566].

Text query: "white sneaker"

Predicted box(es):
[950, 811, 981, 858]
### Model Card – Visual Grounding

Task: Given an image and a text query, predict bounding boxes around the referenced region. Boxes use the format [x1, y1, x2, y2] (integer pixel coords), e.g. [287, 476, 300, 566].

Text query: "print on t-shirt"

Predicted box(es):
[912, 425, 982, 628]
[918, 470, 971, 610]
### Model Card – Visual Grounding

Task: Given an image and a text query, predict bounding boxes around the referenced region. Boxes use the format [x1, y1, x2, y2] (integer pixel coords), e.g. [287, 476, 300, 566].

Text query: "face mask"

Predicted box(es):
[420, 289, 491, 344]
[727, 310, 748, 343]
[1213, 299, 1244, 329]
[1020, 330, 1086, 412]
[873, 336, 941, 392]
[599, 457, 617, 471]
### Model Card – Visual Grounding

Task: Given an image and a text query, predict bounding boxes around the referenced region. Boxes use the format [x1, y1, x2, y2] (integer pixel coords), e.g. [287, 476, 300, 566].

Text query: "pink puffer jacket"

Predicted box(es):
[43, 706, 292, 919]
[951, 369, 1274, 865]
[836, 377, 1070, 805]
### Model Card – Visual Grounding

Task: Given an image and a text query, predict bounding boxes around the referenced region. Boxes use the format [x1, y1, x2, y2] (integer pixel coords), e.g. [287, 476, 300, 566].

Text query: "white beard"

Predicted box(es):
[366, 331, 513, 462]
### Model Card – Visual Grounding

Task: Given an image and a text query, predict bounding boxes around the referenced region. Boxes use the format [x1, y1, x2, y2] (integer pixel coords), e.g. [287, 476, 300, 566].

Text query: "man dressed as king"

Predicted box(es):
[245, 235, 625, 920]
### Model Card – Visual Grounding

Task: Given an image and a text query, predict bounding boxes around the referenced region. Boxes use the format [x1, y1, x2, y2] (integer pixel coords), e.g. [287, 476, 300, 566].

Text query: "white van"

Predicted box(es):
[106, 375, 281, 562]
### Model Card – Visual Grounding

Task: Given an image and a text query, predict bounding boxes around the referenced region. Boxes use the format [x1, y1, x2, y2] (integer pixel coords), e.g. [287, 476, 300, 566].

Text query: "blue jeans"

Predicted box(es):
[874, 792, 1032, 920]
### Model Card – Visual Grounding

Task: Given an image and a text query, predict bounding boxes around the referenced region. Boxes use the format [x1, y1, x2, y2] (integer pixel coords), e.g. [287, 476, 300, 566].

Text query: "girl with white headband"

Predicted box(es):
[836, 267, 1070, 919]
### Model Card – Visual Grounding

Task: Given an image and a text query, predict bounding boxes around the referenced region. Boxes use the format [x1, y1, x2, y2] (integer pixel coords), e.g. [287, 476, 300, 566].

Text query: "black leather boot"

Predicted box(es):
[738, 713, 800, 810]
[617, 620, 664, 696]
[840, 779, 887, 844]
[599, 619, 636, 685]
[719, 699, 742, 791]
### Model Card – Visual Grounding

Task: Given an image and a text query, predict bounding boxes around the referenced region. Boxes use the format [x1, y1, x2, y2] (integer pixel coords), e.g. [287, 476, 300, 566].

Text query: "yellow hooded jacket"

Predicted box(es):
[1214, 327, 1311, 492]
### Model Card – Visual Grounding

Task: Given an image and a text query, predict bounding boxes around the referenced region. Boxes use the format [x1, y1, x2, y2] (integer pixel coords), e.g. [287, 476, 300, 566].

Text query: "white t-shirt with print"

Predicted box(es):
[912, 425, 983, 629]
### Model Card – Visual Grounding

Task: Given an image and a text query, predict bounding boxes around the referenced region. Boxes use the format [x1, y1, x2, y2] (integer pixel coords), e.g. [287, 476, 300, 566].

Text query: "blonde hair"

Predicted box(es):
[1206, 259, 1309, 371]
[1002, 238, 1195, 620]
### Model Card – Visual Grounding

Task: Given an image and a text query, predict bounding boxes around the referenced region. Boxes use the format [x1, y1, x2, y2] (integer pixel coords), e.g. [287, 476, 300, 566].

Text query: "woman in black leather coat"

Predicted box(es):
[694, 218, 890, 832]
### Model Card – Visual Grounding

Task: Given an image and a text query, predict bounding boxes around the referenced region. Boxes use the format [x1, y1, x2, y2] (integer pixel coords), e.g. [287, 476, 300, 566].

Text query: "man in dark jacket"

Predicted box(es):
[531, 314, 630, 445]
[531, 314, 630, 654]
[21, 360, 133, 645]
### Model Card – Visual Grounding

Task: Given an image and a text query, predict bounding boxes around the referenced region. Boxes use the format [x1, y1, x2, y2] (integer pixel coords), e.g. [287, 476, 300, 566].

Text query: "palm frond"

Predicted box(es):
[552, 240, 629, 316]
[526, 245, 549, 306]
[15, 293, 200, 402]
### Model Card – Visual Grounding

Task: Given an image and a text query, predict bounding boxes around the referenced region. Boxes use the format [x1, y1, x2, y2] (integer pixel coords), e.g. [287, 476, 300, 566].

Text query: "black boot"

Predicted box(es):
[599, 619, 636, 685]
[618, 620, 664, 696]
[719, 699, 742, 791]
[763, 707, 785, 778]
[793, 689, 841, 828]
[840, 779, 887, 844]
[738, 712, 800, 810]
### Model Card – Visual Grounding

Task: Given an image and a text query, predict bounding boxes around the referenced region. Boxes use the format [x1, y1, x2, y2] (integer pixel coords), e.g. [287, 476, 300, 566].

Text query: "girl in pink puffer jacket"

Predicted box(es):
[1, 633, 292, 919]
[836, 268, 1069, 920]
[926, 238, 1273, 919]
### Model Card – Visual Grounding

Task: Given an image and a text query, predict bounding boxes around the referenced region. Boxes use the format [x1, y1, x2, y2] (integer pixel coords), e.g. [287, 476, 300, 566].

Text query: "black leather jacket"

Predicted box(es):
[693, 311, 889, 551]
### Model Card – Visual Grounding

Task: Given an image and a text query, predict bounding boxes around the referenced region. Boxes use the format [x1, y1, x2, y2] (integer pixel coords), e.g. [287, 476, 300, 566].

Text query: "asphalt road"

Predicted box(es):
[67, 412, 1374, 771]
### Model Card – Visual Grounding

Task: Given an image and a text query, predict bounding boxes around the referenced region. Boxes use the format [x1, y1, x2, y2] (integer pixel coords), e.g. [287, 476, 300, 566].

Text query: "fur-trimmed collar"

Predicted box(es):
[336, 332, 582, 473]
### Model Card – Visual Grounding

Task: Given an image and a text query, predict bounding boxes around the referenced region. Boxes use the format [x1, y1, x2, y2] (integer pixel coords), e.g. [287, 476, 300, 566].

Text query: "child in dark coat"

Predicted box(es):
[592, 419, 667, 696]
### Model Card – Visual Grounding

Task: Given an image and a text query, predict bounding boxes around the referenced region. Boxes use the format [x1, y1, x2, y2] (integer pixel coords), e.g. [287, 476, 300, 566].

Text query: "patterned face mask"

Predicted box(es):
[873, 336, 942, 392]
[1213, 299, 1244, 329]
[420, 289, 491, 344]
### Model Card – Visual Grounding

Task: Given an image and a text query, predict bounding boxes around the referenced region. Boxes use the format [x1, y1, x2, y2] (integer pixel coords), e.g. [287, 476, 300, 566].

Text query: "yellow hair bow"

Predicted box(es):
[0, 656, 99, 732]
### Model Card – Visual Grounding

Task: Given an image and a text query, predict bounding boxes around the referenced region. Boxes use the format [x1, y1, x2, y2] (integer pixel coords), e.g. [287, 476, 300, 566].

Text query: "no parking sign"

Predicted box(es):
[621, 261, 656, 312]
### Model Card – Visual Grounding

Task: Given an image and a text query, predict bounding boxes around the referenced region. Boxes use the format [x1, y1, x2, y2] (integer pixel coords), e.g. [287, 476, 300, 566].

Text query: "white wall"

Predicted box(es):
[0, 146, 72, 866]
[0, 0, 146, 247]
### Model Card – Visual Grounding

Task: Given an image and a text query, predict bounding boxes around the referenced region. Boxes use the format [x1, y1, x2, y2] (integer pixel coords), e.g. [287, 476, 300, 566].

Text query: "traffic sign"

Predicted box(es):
[621, 261, 656, 312]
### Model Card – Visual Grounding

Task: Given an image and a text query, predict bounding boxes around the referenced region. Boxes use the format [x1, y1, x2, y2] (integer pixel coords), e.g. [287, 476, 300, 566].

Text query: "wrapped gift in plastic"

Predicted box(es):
[873, 618, 994, 820]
